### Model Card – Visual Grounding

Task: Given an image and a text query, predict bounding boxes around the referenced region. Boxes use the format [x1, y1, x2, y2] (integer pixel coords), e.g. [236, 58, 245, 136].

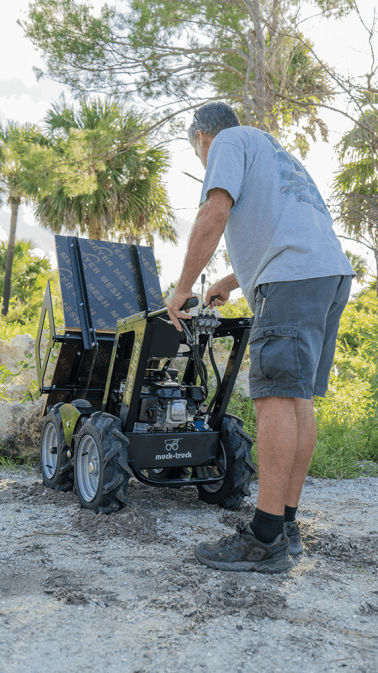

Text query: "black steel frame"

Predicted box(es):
[35, 236, 251, 490]
[101, 309, 250, 433]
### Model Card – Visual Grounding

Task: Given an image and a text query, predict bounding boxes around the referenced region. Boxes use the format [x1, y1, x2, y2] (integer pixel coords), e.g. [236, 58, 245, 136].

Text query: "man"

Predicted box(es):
[166, 102, 354, 574]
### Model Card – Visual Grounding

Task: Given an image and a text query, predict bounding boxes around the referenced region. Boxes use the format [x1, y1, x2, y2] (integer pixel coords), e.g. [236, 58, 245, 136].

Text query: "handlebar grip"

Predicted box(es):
[180, 297, 199, 311]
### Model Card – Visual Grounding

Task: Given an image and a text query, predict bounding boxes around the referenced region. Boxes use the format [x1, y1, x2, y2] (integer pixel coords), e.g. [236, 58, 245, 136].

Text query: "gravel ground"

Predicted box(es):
[1, 468, 378, 673]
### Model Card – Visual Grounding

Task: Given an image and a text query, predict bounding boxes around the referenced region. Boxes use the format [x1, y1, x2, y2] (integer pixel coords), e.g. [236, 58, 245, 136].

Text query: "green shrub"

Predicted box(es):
[310, 289, 378, 477]
[228, 288, 378, 479]
[0, 238, 64, 335]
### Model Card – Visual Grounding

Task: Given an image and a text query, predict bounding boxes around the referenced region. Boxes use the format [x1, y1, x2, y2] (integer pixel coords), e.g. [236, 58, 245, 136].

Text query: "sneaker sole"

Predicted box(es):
[194, 549, 295, 574]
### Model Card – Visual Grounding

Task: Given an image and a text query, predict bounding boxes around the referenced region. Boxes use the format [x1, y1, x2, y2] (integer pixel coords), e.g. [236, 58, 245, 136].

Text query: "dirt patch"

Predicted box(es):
[1, 468, 378, 673]
[73, 506, 160, 543]
[301, 523, 378, 567]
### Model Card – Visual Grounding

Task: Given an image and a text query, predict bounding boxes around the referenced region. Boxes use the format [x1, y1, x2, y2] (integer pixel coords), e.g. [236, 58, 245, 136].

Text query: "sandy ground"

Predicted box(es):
[0, 467, 378, 673]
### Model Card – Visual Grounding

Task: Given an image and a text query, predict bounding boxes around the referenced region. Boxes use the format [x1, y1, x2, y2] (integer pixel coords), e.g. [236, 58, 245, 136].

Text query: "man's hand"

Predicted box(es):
[165, 288, 193, 331]
[205, 274, 239, 308]
[205, 281, 230, 307]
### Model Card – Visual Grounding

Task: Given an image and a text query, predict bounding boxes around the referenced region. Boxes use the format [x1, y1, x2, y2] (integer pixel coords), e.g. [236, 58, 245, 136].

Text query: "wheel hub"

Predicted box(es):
[76, 435, 100, 502]
[88, 460, 98, 475]
[41, 423, 58, 479]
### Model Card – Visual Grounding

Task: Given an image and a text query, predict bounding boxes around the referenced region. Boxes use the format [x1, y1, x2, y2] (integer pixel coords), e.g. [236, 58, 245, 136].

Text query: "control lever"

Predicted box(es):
[202, 294, 220, 309]
[200, 274, 206, 310]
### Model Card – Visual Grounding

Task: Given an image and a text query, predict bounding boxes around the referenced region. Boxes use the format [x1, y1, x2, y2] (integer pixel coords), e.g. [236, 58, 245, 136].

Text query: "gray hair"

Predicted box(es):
[188, 102, 240, 146]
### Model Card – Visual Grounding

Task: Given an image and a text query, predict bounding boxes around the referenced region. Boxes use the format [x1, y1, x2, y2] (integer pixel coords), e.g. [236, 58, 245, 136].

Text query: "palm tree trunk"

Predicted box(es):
[88, 217, 102, 240]
[374, 248, 378, 299]
[2, 196, 21, 316]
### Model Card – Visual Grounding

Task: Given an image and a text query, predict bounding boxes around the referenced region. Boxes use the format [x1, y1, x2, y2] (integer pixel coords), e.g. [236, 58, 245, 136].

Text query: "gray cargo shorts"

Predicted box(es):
[249, 275, 353, 400]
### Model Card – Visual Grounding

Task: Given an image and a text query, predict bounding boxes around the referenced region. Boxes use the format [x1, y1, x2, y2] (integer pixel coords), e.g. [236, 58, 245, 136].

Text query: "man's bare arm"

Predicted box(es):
[166, 188, 233, 330]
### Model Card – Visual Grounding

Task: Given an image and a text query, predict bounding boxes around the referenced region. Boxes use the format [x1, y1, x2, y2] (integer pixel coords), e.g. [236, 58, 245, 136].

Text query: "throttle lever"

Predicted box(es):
[202, 294, 220, 309]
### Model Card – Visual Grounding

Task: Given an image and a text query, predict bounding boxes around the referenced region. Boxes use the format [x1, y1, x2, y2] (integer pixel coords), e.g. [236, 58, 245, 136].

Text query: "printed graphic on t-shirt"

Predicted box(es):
[262, 133, 328, 215]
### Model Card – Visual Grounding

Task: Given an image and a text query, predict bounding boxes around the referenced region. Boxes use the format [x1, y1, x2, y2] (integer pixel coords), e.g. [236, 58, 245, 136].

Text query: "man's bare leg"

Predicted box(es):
[285, 397, 317, 507]
[254, 396, 317, 515]
[254, 397, 298, 515]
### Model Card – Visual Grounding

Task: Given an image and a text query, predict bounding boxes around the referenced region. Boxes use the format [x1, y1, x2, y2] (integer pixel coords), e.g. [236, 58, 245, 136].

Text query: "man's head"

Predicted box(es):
[188, 102, 240, 168]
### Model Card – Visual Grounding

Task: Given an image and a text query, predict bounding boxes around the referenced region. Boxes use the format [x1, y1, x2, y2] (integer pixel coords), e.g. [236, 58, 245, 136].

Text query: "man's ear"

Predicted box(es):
[196, 129, 203, 147]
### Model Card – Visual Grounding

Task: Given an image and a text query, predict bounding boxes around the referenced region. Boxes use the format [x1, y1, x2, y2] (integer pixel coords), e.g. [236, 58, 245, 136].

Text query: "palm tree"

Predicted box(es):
[30, 98, 177, 245]
[344, 251, 368, 286]
[0, 123, 43, 315]
[332, 107, 378, 294]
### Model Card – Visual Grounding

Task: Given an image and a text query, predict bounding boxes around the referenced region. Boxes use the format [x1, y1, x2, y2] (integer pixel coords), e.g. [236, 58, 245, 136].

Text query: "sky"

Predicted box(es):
[0, 0, 377, 295]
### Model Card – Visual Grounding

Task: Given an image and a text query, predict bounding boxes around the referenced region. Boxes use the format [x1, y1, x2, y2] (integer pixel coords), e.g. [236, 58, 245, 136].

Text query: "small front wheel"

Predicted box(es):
[40, 405, 73, 491]
[74, 412, 132, 514]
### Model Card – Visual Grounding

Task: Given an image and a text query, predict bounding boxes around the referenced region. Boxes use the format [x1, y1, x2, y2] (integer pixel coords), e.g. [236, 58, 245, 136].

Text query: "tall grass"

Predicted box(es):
[227, 288, 378, 479]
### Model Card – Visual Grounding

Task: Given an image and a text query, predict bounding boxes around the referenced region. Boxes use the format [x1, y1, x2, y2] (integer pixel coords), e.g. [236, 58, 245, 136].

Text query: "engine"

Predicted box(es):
[119, 368, 205, 433]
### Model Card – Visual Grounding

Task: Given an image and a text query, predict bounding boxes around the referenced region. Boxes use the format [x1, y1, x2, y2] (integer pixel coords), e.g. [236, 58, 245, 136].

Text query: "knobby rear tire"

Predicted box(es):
[196, 413, 256, 510]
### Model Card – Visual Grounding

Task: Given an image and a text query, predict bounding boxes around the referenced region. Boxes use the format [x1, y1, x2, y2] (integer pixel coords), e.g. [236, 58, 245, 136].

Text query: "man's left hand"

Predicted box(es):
[165, 288, 193, 332]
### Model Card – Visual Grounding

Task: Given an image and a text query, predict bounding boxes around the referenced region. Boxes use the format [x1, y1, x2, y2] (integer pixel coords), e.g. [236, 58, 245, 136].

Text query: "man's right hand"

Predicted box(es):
[205, 280, 231, 308]
[205, 273, 239, 308]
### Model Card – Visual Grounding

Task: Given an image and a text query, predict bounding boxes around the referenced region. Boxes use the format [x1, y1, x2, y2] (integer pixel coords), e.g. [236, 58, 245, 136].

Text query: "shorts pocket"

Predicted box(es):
[249, 325, 299, 382]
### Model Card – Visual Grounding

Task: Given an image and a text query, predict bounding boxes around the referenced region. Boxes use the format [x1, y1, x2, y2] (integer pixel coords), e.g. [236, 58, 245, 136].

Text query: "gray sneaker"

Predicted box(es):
[284, 521, 303, 555]
[194, 520, 294, 574]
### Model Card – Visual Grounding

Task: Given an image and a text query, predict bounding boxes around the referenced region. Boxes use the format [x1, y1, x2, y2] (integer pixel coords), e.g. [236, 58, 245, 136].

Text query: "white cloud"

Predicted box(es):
[30, 247, 57, 270]
[31, 247, 45, 258]
[47, 250, 57, 270]
[0, 93, 53, 126]
[21, 204, 38, 227]
[0, 226, 8, 242]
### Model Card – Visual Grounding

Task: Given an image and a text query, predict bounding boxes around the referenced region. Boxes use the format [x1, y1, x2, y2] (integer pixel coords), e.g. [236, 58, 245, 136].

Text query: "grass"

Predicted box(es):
[228, 393, 378, 480]
[228, 393, 258, 467]
[0, 446, 35, 472]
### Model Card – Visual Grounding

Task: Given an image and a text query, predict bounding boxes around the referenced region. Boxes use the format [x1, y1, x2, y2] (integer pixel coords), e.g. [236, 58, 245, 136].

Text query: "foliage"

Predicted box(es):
[0, 354, 41, 404]
[20, 0, 348, 155]
[315, 0, 354, 17]
[302, 288, 378, 476]
[23, 98, 177, 244]
[229, 288, 378, 479]
[0, 364, 18, 402]
[0, 445, 35, 470]
[0, 122, 46, 315]
[219, 295, 252, 319]
[127, 0, 334, 153]
[344, 251, 368, 285]
[0, 239, 56, 324]
[0, 123, 43, 205]
[332, 107, 378, 289]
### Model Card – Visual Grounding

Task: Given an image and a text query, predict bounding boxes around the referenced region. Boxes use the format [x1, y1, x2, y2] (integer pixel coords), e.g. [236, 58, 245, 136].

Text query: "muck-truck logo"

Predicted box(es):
[154, 437, 192, 461]
[164, 438, 183, 452]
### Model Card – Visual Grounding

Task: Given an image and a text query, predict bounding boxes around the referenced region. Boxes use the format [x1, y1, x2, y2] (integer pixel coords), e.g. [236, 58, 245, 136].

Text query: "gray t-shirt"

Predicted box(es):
[200, 126, 354, 312]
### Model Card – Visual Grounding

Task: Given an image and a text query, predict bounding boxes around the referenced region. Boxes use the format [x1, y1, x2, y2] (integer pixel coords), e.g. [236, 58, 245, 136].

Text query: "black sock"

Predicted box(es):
[250, 508, 284, 544]
[284, 505, 297, 523]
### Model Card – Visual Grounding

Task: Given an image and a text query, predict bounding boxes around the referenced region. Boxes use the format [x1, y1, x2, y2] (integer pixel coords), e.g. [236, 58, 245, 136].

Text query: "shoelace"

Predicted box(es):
[220, 519, 250, 547]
